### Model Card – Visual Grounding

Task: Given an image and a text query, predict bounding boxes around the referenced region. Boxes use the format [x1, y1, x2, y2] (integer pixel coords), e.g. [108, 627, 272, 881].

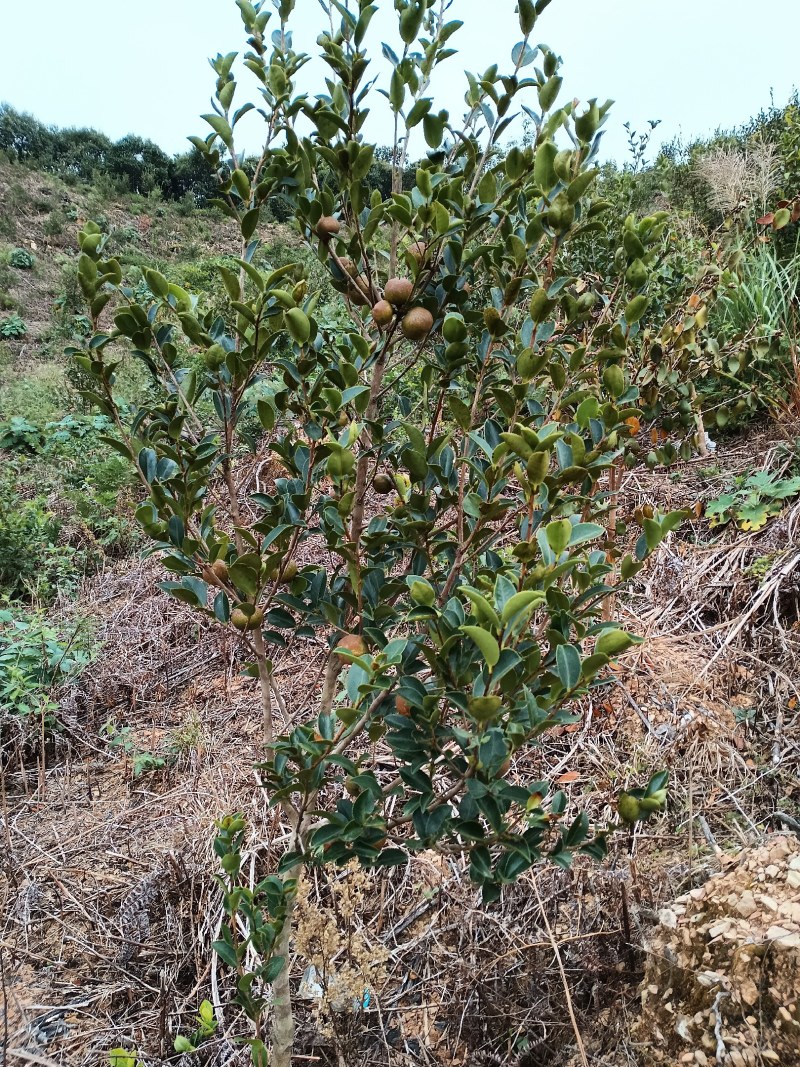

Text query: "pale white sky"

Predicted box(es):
[1, 1, 797, 163]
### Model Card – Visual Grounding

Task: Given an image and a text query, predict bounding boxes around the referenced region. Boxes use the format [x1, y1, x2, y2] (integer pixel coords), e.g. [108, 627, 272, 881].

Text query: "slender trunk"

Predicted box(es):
[602, 458, 622, 622]
[270, 883, 298, 1067]
[252, 627, 275, 754]
[690, 383, 709, 457]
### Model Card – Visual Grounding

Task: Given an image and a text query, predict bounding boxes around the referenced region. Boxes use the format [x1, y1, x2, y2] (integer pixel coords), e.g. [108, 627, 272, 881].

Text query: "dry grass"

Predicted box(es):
[2, 426, 799, 1067]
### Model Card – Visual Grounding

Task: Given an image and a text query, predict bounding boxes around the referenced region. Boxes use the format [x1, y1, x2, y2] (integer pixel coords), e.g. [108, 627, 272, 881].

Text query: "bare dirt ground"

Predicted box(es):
[2, 422, 799, 1067]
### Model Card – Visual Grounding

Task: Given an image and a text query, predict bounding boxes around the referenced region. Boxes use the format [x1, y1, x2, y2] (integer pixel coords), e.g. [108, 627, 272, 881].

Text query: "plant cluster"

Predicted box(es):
[0, 607, 92, 737]
[8, 246, 35, 269]
[706, 468, 800, 530]
[0, 312, 27, 338]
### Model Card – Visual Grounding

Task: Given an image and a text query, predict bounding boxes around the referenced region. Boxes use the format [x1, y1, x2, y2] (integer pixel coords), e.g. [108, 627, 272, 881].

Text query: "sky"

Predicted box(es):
[1, 0, 797, 165]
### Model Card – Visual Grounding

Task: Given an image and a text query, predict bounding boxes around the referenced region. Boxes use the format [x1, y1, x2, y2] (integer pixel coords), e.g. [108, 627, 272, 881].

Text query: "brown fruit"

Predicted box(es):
[231, 605, 264, 631]
[373, 473, 394, 494]
[371, 299, 394, 327]
[348, 275, 371, 306]
[315, 215, 340, 239]
[401, 307, 434, 341]
[407, 240, 428, 264]
[339, 257, 358, 278]
[500, 758, 512, 776]
[335, 633, 367, 658]
[210, 559, 229, 581]
[384, 277, 413, 307]
[395, 696, 412, 716]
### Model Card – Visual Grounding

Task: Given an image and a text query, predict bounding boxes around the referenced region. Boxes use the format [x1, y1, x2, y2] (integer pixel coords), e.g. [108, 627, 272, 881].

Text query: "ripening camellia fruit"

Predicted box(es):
[395, 696, 412, 716]
[231, 605, 265, 631]
[401, 307, 433, 341]
[335, 634, 367, 658]
[348, 277, 371, 306]
[269, 558, 298, 583]
[371, 299, 394, 327]
[384, 277, 413, 307]
[211, 558, 229, 581]
[315, 215, 340, 239]
[407, 240, 428, 265]
[373, 473, 393, 494]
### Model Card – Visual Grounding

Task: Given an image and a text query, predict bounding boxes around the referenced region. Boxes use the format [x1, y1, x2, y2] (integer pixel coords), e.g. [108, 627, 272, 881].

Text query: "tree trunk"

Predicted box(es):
[270, 886, 297, 1067]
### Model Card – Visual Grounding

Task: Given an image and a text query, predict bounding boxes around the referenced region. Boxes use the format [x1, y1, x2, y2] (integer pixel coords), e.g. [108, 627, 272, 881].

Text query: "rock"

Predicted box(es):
[636, 835, 800, 1065]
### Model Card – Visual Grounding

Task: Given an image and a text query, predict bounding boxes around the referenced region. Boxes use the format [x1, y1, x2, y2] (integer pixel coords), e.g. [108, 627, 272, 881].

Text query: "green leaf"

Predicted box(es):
[461, 625, 500, 668]
[555, 643, 581, 690]
[594, 629, 635, 658]
[212, 939, 239, 968]
[500, 589, 544, 625]
[262, 955, 286, 983]
[201, 113, 233, 147]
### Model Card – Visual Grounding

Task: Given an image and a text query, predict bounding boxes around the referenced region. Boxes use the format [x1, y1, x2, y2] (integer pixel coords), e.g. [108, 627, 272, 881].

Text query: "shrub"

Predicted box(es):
[0, 606, 92, 734]
[0, 313, 27, 339]
[9, 247, 35, 270]
[72, 2, 676, 1063]
[0, 480, 76, 601]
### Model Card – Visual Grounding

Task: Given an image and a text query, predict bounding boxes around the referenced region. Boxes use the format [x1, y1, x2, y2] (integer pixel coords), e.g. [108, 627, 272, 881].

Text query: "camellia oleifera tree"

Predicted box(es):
[71, 0, 676, 1062]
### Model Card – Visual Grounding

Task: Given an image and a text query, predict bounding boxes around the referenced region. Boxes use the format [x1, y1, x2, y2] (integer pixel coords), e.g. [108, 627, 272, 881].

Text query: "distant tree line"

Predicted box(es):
[0, 103, 219, 202]
[0, 103, 414, 210]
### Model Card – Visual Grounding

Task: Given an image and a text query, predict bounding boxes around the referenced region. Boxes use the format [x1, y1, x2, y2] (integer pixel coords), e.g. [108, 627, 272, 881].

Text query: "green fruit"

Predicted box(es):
[384, 277, 413, 306]
[546, 193, 575, 234]
[442, 313, 467, 343]
[401, 307, 433, 341]
[327, 447, 356, 478]
[373, 473, 394, 494]
[624, 295, 649, 325]
[468, 695, 502, 722]
[617, 793, 641, 824]
[231, 605, 264, 631]
[623, 230, 645, 260]
[204, 343, 227, 370]
[526, 450, 550, 486]
[483, 307, 507, 337]
[285, 307, 311, 344]
[554, 148, 574, 182]
[627, 258, 652, 288]
[516, 348, 539, 380]
[279, 560, 298, 583]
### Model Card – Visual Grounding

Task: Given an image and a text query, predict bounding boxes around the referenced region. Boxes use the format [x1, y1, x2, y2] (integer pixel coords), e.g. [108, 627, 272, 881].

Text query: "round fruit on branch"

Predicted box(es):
[231, 605, 265, 631]
[401, 306, 434, 341]
[315, 215, 340, 240]
[335, 633, 367, 658]
[371, 299, 394, 327]
[384, 277, 413, 307]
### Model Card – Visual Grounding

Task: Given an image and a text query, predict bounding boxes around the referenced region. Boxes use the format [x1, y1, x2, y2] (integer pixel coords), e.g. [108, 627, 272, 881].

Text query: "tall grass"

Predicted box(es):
[715, 241, 800, 339]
